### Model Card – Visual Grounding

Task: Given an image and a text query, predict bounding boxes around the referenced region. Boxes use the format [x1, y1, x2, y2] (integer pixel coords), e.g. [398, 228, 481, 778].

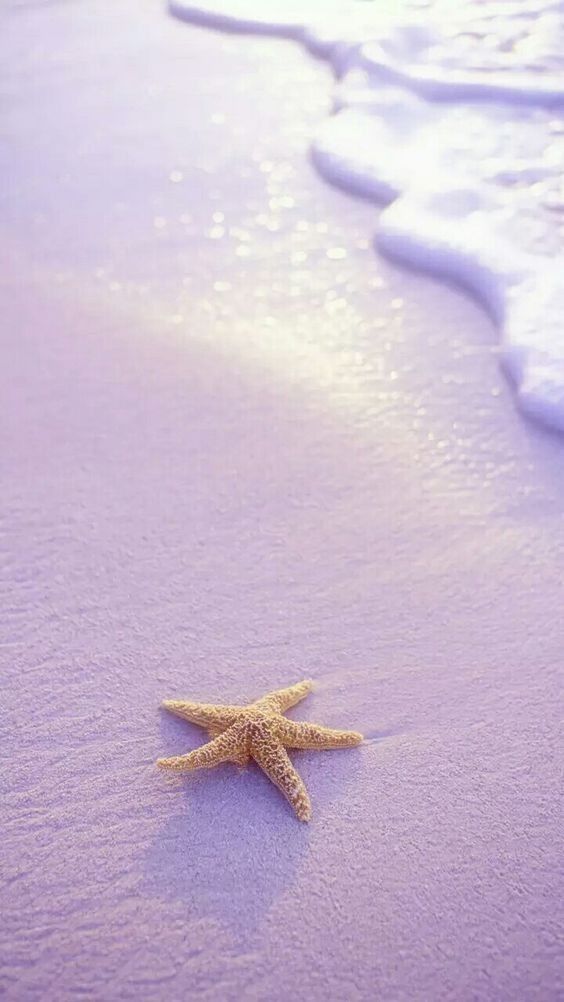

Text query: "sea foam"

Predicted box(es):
[170, 0, 564, 432]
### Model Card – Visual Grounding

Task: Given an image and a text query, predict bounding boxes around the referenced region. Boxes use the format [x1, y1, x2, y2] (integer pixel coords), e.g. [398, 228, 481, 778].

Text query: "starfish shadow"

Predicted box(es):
[142, 715, 362, 940]
[142, 767, 310, 940]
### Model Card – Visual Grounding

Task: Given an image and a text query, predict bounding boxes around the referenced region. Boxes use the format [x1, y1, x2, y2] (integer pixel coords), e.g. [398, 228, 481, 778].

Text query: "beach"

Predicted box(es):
[1, 1, 562, 999]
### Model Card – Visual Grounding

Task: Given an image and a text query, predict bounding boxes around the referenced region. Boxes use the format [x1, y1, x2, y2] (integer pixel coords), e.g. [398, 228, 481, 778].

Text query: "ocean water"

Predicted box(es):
[171, 0, 564, 433]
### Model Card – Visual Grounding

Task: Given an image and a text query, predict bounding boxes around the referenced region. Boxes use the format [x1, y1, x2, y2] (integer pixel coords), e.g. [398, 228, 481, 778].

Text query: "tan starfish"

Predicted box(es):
[157, 679, 362, 821]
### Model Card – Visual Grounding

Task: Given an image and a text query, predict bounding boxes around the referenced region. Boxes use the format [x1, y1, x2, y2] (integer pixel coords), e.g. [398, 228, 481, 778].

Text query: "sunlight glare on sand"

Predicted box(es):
[171, 0, 564, 433]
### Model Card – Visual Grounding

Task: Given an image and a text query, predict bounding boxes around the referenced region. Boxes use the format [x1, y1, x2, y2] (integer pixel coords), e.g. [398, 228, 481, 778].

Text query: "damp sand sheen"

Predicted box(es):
[172, 0, 564, 433]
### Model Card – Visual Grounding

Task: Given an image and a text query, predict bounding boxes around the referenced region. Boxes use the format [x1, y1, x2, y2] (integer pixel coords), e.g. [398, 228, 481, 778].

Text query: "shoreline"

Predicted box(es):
[171, 0, 564, 436]
[1, 2, 563, 999]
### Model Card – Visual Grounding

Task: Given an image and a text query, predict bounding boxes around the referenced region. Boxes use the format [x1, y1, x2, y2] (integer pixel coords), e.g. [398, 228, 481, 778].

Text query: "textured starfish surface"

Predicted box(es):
[157, 679, 363, 821]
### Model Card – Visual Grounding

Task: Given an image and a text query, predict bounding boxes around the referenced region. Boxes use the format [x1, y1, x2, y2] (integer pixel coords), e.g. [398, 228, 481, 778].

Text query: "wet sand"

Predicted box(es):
[1, 2, 562, 999]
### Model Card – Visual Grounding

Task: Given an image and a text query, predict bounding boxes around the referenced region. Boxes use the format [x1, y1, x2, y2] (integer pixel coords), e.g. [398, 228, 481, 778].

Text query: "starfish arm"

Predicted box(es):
[251, 736, 312, 822]
[157, 723, 245, 772]
[207, 725, 250, 766]
[278, 718, 363, 749]
[253, 678, 313, 713]
[207, 725, 226, 739]
[162, 700, 242, 730]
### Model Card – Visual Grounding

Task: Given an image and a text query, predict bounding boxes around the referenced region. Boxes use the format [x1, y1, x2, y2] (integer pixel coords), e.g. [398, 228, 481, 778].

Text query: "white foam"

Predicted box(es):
[170, 0, 564, 432]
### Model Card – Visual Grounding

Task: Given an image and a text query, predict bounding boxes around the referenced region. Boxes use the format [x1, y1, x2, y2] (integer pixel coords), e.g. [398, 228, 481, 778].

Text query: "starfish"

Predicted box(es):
[157, 679, 362, 821]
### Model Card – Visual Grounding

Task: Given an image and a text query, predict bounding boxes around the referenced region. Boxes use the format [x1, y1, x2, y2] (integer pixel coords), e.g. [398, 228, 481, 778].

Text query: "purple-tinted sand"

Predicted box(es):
[1, 1, 563, 999]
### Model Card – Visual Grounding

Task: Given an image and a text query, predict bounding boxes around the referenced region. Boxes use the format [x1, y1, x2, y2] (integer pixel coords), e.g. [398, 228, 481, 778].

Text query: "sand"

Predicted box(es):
[1, 1, 562, 999]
